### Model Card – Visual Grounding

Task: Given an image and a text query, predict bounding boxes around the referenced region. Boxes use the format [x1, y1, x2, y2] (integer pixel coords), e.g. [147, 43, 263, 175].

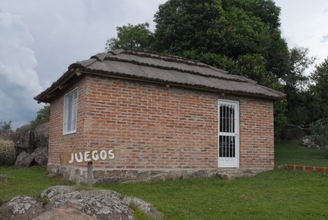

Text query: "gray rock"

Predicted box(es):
[32, 208, 97, 220]
[12, 124, 34, 154]
[40, 186, 136, 220]
[31, 147, 48, 166]
[34, 122, 49, 149]
[15, 151, 34, 167]
[0, 196, 44, 220]
[0, 185, 164, 220]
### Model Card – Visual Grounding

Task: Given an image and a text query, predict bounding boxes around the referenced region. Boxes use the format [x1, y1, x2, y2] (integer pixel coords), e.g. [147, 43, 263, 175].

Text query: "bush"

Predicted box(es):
[0, 139, 16, 165]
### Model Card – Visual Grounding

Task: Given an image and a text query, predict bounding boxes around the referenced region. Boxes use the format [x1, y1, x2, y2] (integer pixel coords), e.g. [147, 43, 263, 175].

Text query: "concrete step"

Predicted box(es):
[217, 168, 258, 180]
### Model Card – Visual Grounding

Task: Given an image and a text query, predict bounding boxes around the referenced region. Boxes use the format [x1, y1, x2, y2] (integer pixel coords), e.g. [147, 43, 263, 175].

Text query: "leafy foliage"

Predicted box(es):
[309, 119, 328, 152]
[283, 47, 316, 126]
[105, 0, 320, 132]
[30, 105, 50, 128]
[0, 121, 11, 131]
[310, 58, 328, 122]
[105, 23, 154, 51]
[0, 139, 15, 165]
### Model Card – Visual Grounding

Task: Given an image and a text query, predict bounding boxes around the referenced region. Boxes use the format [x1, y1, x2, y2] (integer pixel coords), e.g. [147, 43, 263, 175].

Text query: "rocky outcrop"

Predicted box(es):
[33, 208, 97, 220]
[0, 186, 164, 220]
[31, 147, 48, 166]
[34, 123, 49, 150]
[15, 151, 35, 167]
[0, 196, 44, 220]
[5, 122, 50, 167]
[12, 124, 35, 154]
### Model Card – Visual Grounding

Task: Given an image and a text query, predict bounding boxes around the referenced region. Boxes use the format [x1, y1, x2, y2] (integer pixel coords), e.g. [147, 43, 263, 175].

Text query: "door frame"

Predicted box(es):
[218, 99, 240, 168]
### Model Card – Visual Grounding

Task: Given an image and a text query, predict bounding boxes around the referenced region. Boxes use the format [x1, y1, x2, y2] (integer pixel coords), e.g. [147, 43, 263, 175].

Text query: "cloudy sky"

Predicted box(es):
[1, 0, 328, 130]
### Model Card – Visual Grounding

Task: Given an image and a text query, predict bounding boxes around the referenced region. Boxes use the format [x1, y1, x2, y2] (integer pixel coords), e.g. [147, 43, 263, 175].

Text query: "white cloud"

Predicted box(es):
[0, 11, 43, 129]
[275, 0, 328, 68]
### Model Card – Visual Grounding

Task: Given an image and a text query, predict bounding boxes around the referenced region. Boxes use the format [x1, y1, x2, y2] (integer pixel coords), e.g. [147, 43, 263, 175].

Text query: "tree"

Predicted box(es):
[105, 23, 154, 51]
[30, 105, 50, 128]
[153, 0, 288, 87]
[105, 0, 318, 130]
[153, 0, 289, 129]
[310, 57, 328, 122]
[0, 120, 11, 131]
[282, 47, 316, 126]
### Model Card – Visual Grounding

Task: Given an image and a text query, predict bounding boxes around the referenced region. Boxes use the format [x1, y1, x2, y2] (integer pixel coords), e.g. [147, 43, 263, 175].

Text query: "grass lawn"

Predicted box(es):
[0, 166, 73, 204]
[98, 169, 328, 220]
[1, 143, 328, 219]
[275, 142, 328, 167]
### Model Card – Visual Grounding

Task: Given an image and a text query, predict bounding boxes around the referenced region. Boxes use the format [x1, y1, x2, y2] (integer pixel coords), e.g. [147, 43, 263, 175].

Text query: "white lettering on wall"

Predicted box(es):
[100, 150, 107, 160]
[68, 149, 116, 164]
[75, 152, 83, 163]
[92, 150, 99, 161]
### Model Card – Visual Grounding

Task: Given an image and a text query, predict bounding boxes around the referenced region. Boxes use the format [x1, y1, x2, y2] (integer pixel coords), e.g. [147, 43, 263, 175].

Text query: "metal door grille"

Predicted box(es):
[219, 104, 236, 158]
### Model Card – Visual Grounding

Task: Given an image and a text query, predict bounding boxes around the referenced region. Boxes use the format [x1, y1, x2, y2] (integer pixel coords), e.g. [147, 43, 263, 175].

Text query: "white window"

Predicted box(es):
[63, 88, 78, 134]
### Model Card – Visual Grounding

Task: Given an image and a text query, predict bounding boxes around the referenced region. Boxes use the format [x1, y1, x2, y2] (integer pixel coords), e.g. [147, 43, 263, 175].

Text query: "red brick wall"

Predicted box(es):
[239, 98, 274, 169]
[48, 76, 274, 170]
[48, 77, 89, 166]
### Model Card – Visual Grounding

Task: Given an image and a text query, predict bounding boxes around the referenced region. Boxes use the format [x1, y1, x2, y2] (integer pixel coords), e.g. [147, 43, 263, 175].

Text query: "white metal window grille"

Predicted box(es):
[63, 88, 78, 134]
[219, 103, 236, 158]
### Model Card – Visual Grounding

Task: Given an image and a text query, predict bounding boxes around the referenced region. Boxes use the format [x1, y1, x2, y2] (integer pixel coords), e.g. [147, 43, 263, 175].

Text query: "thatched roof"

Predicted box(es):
[34, 49, 285, 103]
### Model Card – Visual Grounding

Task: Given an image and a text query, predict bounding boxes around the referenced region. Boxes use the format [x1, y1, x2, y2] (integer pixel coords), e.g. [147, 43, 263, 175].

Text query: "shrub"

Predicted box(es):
[0, 139, 16, 165]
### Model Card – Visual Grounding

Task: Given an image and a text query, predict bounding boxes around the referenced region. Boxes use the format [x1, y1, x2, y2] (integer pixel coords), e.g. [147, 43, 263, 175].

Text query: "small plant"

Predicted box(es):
[0, 139, 16, 165]
[37, 197, 49, 206]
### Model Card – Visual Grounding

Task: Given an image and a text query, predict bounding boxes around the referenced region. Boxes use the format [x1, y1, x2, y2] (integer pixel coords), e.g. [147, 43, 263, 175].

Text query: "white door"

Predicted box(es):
[218, 100, 239, 168]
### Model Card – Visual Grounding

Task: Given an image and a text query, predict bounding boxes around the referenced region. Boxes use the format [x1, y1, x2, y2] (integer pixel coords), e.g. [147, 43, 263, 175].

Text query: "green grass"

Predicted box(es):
[275, 142, 328, 167]
[0, 166, 73, 203]
[1, 143, 328, 219]
[97, 169, 328, 220]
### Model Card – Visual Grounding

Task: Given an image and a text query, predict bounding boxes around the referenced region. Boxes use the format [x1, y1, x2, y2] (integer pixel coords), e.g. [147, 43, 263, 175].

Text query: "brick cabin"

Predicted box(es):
[34, 49, 285, 183]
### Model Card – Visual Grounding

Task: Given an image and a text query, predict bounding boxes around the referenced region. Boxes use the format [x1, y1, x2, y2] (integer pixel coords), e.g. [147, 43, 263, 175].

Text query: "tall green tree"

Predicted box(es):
[310, 58, 328, 121]
[105, 23, 154, 51]
[283, 47, 315, 126]
[30, 105, 50, 128]
[105, 0, 318, 130]
[153, 0, 288, 87]
[0, 121, 11, 131]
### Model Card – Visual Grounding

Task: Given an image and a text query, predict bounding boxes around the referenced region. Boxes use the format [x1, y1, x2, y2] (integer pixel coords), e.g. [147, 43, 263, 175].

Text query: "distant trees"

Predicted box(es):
[105, 0, 323, 131]
[0, 121, 11, 131]
[310, 58, 328, 122]
[30, 105, 50, 128]
[105, 23, 154, 51]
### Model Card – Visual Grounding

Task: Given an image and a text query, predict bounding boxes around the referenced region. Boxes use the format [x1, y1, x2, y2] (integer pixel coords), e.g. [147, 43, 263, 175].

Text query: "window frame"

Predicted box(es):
[63, 87, 78, 135]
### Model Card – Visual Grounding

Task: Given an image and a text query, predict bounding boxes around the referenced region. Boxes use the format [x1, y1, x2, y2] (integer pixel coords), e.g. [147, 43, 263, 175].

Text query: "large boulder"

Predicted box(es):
[0, 196, 44, 220]
[40, 186, 136, 220]
[31, 147, 48, 166]
[34, 122, 49, 149]
[15, 151, 34, 167]
[33, 208, 97, 220]
[12, 124, 34, 154]
[0, 186, 164, 220]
